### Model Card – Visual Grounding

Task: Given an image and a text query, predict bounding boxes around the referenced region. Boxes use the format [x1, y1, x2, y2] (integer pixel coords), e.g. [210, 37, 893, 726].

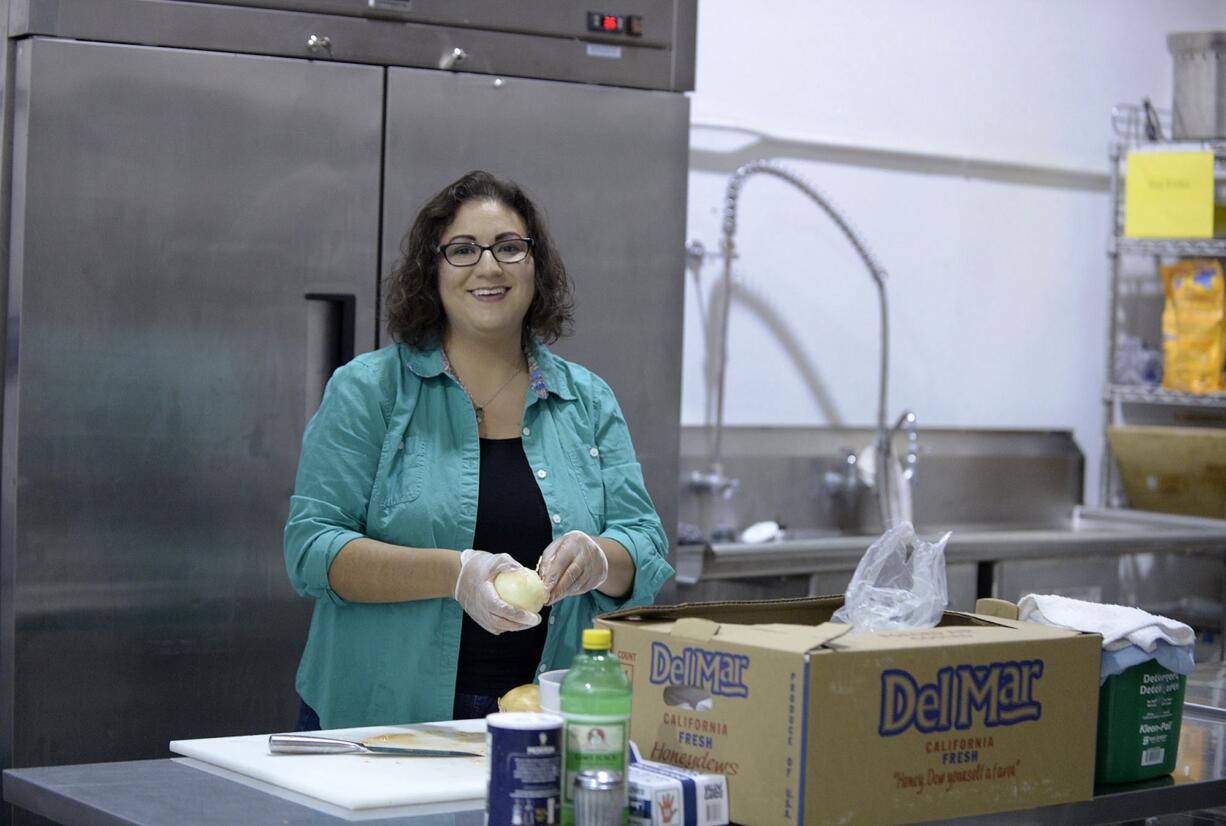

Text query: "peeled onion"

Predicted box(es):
[494, 569, 547, 613]
[498, 683, 541, 713]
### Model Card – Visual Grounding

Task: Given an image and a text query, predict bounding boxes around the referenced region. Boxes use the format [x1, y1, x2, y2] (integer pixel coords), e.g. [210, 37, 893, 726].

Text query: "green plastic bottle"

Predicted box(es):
[560, 628, 631, 825]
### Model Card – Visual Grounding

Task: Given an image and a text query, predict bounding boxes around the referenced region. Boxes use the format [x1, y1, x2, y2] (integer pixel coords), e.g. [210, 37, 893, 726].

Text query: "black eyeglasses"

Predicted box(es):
[436, 237, 534, 267]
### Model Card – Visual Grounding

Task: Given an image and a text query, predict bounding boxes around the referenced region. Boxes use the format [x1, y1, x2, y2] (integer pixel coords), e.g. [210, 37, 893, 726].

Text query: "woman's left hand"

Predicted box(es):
[539, 530, 609, 605]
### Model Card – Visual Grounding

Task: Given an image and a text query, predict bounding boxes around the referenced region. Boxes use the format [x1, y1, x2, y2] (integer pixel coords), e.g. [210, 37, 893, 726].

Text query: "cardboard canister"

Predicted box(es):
[486, 711, 564, 825]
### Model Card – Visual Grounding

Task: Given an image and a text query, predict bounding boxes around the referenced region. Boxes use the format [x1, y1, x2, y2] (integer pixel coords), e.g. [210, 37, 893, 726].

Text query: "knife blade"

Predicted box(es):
[268, 733, 480, 757]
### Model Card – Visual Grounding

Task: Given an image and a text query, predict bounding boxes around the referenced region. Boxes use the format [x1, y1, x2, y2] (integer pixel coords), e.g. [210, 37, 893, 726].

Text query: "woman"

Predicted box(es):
[284, 170, 673, 729]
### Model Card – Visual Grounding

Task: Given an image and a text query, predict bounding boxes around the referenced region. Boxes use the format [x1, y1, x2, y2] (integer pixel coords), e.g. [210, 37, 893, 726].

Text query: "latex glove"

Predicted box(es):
[454, 549, 541, 635]
[539, 530, 608, 605]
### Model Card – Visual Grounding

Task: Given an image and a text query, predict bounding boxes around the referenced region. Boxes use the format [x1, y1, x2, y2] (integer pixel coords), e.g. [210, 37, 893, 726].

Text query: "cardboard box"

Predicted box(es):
[628, 759, 729, 826]
[598, 597, 1101, 826]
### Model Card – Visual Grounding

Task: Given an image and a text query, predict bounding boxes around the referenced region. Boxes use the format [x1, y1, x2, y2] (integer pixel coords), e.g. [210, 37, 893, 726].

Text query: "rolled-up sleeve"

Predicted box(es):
[284, 359, 387, 605]
[587, 379, 673, 614]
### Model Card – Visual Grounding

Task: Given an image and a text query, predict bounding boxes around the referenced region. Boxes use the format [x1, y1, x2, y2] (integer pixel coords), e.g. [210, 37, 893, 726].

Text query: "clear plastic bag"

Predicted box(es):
[831, 522, 951, 631]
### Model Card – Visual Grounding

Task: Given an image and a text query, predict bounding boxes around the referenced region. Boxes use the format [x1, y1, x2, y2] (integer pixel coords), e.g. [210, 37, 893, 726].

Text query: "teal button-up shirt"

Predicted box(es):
[284, 340, 673, 728]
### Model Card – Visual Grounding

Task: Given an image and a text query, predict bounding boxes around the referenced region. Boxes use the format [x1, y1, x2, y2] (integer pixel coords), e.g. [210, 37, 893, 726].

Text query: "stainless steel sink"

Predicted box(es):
[675, 507, 1226, 584]
[671, 426, 1226, 644]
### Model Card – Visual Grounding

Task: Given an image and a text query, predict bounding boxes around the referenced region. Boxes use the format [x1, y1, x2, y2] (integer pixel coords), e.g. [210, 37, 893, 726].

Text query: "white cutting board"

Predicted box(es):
[170, 719, 487, 810]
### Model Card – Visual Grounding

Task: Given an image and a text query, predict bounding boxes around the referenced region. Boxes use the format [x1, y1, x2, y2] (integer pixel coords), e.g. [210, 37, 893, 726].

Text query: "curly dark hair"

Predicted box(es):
[384, 170, 574, 348]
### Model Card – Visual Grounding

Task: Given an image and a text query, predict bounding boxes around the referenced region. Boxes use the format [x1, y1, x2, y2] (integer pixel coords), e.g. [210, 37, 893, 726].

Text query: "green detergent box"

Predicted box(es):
[1095, 659, 1187, 785]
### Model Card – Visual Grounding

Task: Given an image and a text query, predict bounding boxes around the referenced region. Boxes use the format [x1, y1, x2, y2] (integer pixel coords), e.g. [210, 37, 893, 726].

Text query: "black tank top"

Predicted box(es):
[454, 438, 553, 696]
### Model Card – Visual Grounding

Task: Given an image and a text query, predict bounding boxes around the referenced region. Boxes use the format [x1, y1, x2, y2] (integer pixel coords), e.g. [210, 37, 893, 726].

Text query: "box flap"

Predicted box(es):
[601, 598, 1096, 655]
[707, 621, 850, 653]
[820, 617, 1093, 652]
[600, 595, 845, 626]
[623, 617, 851, 654]
[671, 617, 720, 641]
[974, 598, 1020, 620]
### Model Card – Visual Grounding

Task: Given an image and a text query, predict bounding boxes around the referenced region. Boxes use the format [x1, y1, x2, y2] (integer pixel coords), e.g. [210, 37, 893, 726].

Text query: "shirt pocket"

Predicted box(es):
[384, 434, 428, 508]
[565, 444, 606, 526]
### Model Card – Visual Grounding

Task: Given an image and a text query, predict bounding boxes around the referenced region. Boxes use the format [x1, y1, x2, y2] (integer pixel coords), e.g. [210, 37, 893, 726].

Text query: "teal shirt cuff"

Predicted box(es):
[591, 525, 674, 614]
[285, 507, 364, 606]
[314, 530, 364, 606]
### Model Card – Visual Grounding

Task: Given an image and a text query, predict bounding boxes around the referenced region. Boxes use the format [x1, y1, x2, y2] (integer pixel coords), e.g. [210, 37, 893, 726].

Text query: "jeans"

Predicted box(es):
[452, 692, 500, 720]
[297, 693, 499, 728]
[295, 698, 321, 732]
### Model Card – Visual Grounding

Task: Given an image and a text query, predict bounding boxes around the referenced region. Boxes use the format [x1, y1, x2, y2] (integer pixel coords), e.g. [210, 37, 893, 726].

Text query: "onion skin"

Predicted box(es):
[493, 569, 547, 614]
[498, 684, 541, 713]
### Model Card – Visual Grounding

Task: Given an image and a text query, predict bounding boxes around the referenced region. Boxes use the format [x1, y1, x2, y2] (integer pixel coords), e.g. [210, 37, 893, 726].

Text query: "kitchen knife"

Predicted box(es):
[268, 733, 480, 757]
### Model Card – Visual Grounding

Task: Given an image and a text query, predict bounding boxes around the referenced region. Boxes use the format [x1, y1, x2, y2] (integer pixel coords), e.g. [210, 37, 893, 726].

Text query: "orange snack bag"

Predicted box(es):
[1161, 259, 1225, 393]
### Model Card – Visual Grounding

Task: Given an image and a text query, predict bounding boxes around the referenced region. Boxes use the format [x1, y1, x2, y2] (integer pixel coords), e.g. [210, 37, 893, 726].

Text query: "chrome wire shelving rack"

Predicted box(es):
[1101, 103, 1226, 505]
[1112, 238, 1226, 257]
[1105, 384, 1226, 408]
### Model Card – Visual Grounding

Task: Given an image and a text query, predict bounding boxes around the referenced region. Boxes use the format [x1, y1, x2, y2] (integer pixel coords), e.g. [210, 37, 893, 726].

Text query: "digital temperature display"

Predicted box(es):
[587, 11, 643, 37]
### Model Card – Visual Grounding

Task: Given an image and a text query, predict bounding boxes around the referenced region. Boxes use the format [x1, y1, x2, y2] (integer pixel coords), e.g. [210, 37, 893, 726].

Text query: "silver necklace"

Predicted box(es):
[451, 361, 523, 424]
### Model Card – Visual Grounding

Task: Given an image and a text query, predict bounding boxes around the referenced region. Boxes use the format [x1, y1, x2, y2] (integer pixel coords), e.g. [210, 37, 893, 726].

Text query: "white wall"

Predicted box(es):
[682, 0, 1226, 505]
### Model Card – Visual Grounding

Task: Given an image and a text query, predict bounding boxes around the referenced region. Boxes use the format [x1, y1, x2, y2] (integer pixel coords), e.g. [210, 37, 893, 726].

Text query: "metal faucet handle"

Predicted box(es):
[823, 448, 863, 497]
[890, 409, 919, 481]
[684, 239, 706, 270]
[439, 47, 468, 71]
[306, 34, 333, 57]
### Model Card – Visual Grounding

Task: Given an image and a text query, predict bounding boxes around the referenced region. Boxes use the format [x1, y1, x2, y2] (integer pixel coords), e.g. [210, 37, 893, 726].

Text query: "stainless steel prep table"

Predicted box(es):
[6, 663, 1226, 825]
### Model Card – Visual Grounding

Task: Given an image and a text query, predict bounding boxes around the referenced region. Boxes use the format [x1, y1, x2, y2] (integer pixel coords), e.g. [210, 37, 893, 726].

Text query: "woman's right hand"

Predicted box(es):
[453, 549, 541, 635]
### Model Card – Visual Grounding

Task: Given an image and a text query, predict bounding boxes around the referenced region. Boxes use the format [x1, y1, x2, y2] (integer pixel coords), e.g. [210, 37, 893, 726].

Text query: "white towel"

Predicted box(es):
[1018, 593, 1195, 653]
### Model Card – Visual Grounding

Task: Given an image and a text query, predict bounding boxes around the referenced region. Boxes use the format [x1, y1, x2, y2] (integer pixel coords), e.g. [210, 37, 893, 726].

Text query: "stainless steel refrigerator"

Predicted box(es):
[0, 0, 694, 809]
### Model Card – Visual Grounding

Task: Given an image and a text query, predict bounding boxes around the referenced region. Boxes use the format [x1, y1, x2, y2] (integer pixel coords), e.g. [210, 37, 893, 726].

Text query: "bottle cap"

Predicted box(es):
[575, 768, 623, 791]
[582, 628, 612, 650]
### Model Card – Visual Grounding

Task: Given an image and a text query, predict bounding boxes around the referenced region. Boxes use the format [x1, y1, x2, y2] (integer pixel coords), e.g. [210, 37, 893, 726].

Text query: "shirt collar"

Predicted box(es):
[404, 339, 576, 402]
[525, 339, 577, 402]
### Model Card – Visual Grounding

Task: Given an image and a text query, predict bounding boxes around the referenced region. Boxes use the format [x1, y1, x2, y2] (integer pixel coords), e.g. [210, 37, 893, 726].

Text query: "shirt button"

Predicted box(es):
[548, 615, 555, 625]
[522, 427, 531, 437]
[537, 469, 548, 479]
[552, 514, 562, 524]
[589, 447, 599, 458]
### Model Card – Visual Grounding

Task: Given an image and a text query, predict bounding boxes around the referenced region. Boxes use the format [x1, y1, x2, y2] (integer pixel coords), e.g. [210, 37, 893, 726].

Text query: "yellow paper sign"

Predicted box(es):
[1124, 150, 1214, 238]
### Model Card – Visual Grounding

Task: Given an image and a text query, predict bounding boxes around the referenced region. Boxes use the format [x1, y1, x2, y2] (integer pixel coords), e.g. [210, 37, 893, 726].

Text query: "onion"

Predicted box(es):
[494, 569, 547, 614]
[498, 683, 541, 713]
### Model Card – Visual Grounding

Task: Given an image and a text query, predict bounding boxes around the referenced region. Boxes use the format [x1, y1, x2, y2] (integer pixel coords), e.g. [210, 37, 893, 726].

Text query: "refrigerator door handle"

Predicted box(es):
[304, 292, 356, 419]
